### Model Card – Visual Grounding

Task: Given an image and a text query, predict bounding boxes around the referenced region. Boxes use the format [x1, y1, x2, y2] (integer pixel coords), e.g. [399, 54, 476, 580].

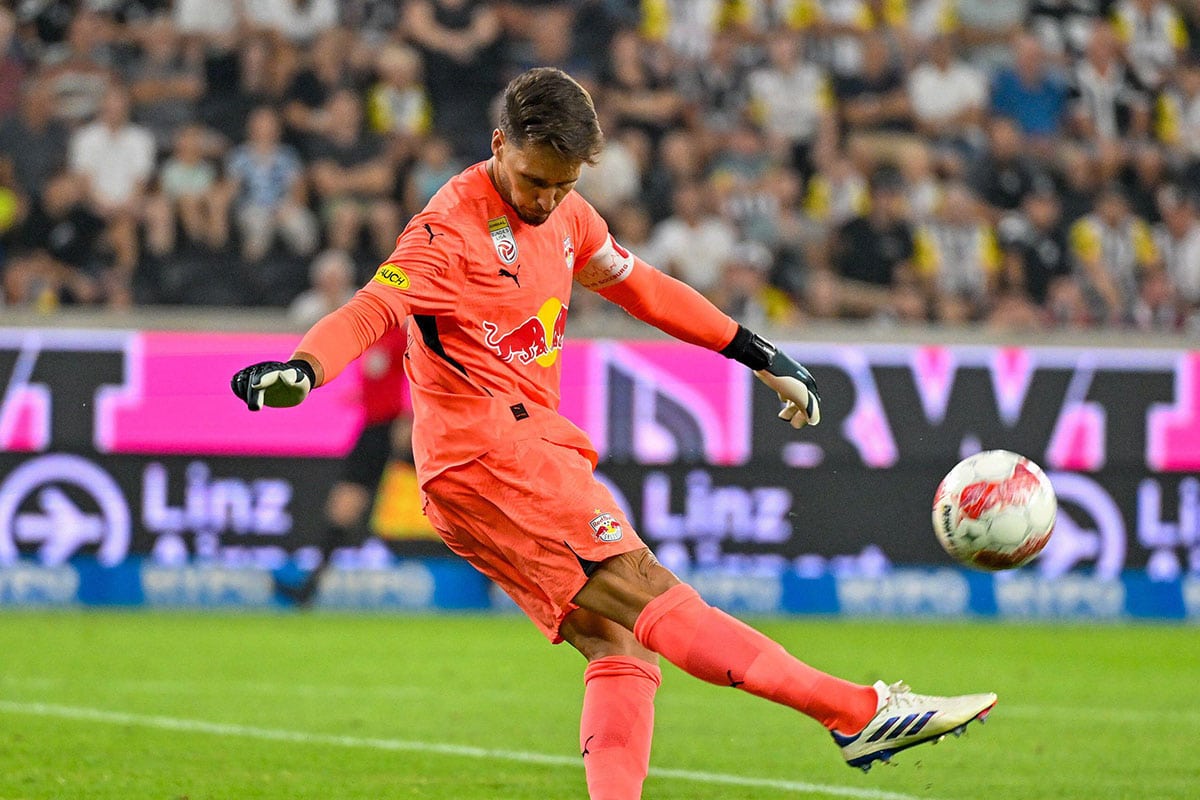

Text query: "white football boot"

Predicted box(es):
[831, 680, 997, 771]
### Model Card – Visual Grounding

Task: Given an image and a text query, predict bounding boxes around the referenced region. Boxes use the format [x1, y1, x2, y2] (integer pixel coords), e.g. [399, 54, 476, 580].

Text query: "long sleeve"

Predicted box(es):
[597, 257, 739, 351]
[292, 288, 400, 385]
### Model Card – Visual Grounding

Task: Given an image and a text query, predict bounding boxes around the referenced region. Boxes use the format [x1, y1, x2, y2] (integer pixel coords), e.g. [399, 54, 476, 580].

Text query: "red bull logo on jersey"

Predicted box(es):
[482, 297, 568, 367]
[589, 511, 623, 543]
[488, 215, 518, 265]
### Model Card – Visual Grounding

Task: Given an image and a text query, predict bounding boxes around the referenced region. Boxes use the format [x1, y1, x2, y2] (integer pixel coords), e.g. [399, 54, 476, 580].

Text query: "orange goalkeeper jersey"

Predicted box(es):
[297, 161, 738, 486]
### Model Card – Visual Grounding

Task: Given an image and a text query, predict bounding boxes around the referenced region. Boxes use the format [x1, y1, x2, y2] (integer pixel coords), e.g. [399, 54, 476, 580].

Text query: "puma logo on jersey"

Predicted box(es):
[498, 264, 521, 287]
[423, 223, 443, 245]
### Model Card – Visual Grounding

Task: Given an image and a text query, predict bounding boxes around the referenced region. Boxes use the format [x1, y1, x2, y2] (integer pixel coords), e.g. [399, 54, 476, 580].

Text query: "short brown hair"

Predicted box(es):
[498, 67, 604, 164]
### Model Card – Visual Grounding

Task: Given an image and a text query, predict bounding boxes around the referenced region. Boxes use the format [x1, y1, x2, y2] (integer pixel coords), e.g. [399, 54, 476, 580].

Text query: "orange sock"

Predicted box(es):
[579, 655, 661, 800]
[633, 584, 878, 733]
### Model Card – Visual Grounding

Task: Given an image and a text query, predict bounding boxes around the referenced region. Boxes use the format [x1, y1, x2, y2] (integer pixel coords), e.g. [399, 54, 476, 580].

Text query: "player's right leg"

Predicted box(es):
[560, 609, 659, 800]
[574, 549, 996, 771]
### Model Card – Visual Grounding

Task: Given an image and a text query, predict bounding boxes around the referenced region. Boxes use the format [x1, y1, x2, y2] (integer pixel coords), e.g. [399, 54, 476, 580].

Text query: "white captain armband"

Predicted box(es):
[575, 234, 635, 290]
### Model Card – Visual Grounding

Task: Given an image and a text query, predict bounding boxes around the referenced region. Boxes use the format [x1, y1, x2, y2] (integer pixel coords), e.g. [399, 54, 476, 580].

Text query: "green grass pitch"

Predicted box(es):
[0, 611, 1196, 799]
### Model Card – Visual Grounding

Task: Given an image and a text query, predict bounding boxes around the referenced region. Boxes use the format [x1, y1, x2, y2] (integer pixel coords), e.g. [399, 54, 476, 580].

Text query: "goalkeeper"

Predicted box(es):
[233, 67, 995, 799]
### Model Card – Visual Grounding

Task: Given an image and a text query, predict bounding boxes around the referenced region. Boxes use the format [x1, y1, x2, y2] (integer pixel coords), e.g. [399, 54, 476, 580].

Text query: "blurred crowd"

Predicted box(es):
[2, 0, 1200, 333]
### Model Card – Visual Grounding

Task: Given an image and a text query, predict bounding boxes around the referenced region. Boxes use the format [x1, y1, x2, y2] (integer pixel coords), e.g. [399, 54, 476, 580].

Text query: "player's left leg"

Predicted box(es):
[573, 550, 996, 770]
[573, 550, 879, 733]
[560, 609, 659, 800]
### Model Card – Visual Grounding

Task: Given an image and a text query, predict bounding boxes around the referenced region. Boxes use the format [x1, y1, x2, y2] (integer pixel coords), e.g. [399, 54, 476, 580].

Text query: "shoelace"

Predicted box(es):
[881, 681, 928, 713]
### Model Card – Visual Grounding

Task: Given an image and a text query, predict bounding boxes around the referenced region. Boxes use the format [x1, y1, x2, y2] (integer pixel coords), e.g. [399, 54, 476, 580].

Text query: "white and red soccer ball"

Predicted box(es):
[932, 450, 1057, 570]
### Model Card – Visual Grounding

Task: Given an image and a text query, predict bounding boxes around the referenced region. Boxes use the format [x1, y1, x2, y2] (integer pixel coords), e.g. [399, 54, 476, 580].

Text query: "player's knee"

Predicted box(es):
[561, 609, 658, 663]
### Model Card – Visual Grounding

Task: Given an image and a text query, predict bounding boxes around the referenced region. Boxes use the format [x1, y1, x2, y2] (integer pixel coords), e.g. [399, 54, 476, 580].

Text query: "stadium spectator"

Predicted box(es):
[245, 0, 339, 44]
[1068, 22, 1151, 141]
[897, 141, 942, 221]
[1154, 185, 1200, 326]
[403, 0, 504, 158]
[173, 0, 240, 47]
[989, 32, 1070, 143]
[953, 0, 1027, 70]
[575, 125, 644, 217]
[68, 83, 155, 306]
[224, 106, 318, 264]
[288, 248, 358, 327]
[35, 10, 116, 124]
[0, 83, 70, 208]
[997, 176, 1073, 309]
[803, 149, 869, 235]
[3, 172, 104, 308]
[747, 31, 836, 180]
[283, 28, 357, 148]
[0, 7, 30, 119]
[915, 182, 1001, 323]
[641, 127, 704, 224]
[1026, 0, 1105, 62]
[836, 32, 915, 160]
[968, 117, 1040, 218]
[1157, 58, 1200, 177]
[403, 135, 463, 216]
[646, 179, 738, 297]
[307, 88, 400, 259]
[804, 0, 905, 79]
[1124, 143, 1171, 223]
[365, 44, 431, 142]
[826, 165, 921, 320]
[127, 14, 204, 152]
[1132, 257, 1180, 330]
[1068, 183, 1161, 323]
[1112, 0, 1188, 91]
[1054, 143, 1099, 225]
[200, 34, 288, 148]
[677, 31, 750, 136]
[907, 34, 988, 157]
[601, 27, 687, 146]
[144, 124, 228, 257]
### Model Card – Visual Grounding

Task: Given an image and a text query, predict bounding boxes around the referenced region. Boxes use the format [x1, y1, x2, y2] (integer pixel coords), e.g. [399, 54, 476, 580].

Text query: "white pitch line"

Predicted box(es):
[0, 700, 936, 800]
[4, 676, 1195, 725]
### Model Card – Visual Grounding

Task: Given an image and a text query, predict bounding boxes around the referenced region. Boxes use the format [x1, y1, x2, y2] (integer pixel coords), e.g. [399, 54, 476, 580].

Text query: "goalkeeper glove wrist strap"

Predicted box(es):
[287, 358, 317, 386]
[719, 325, 776, 372]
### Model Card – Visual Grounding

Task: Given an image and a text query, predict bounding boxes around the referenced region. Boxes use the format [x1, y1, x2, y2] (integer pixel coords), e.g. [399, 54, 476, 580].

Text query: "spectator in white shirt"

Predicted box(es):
[908, 35, 987, 157]
[747, 31, 836, 179]
[646, 180, 738, 296]
[68, 84, 155, 306]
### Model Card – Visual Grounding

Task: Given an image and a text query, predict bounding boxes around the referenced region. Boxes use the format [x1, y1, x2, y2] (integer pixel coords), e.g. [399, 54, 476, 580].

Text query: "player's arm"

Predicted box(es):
[581, 237, 821, 427]
[232, 210, 463, 412]
[231, 290, 399, 410]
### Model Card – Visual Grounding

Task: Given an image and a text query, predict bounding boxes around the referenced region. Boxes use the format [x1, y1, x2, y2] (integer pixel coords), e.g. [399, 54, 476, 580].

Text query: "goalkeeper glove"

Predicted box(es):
[230, 359, 316, 411]
[720, 326, 821, 428]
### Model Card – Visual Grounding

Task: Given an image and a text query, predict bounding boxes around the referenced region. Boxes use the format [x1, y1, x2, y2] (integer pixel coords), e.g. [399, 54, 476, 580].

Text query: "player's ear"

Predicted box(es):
[491, 129, 505, 158]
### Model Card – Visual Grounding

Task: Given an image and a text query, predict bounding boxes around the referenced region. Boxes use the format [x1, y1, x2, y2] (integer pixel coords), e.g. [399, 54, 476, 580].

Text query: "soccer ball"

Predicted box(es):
[931, 450, 1057, 570]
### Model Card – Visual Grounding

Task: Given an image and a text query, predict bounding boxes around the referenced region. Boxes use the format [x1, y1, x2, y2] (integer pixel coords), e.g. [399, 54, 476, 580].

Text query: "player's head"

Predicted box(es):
[491, 68, 603, 226]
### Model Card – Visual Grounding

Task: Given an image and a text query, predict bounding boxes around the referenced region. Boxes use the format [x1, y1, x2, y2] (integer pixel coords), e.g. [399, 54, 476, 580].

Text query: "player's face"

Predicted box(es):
[490, 130, 582, 226]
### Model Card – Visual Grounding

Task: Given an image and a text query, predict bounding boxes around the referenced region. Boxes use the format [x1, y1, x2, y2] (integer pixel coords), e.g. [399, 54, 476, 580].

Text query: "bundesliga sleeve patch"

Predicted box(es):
[372, 264, 411, 290]
[575, 235, 634, 290]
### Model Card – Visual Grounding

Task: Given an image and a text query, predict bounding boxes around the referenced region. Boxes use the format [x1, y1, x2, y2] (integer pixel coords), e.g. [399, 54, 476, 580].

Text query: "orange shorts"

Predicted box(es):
[422, 437, 645, 642]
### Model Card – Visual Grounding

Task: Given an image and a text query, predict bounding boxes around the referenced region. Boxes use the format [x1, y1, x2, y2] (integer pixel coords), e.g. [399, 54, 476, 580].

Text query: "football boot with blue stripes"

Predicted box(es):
[832, 680, 997, 771]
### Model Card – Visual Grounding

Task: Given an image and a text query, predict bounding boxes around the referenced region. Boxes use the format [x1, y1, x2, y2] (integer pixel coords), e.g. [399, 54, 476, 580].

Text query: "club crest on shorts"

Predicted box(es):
[488, 215, 518, 265]
[589, 511, 623, 543]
